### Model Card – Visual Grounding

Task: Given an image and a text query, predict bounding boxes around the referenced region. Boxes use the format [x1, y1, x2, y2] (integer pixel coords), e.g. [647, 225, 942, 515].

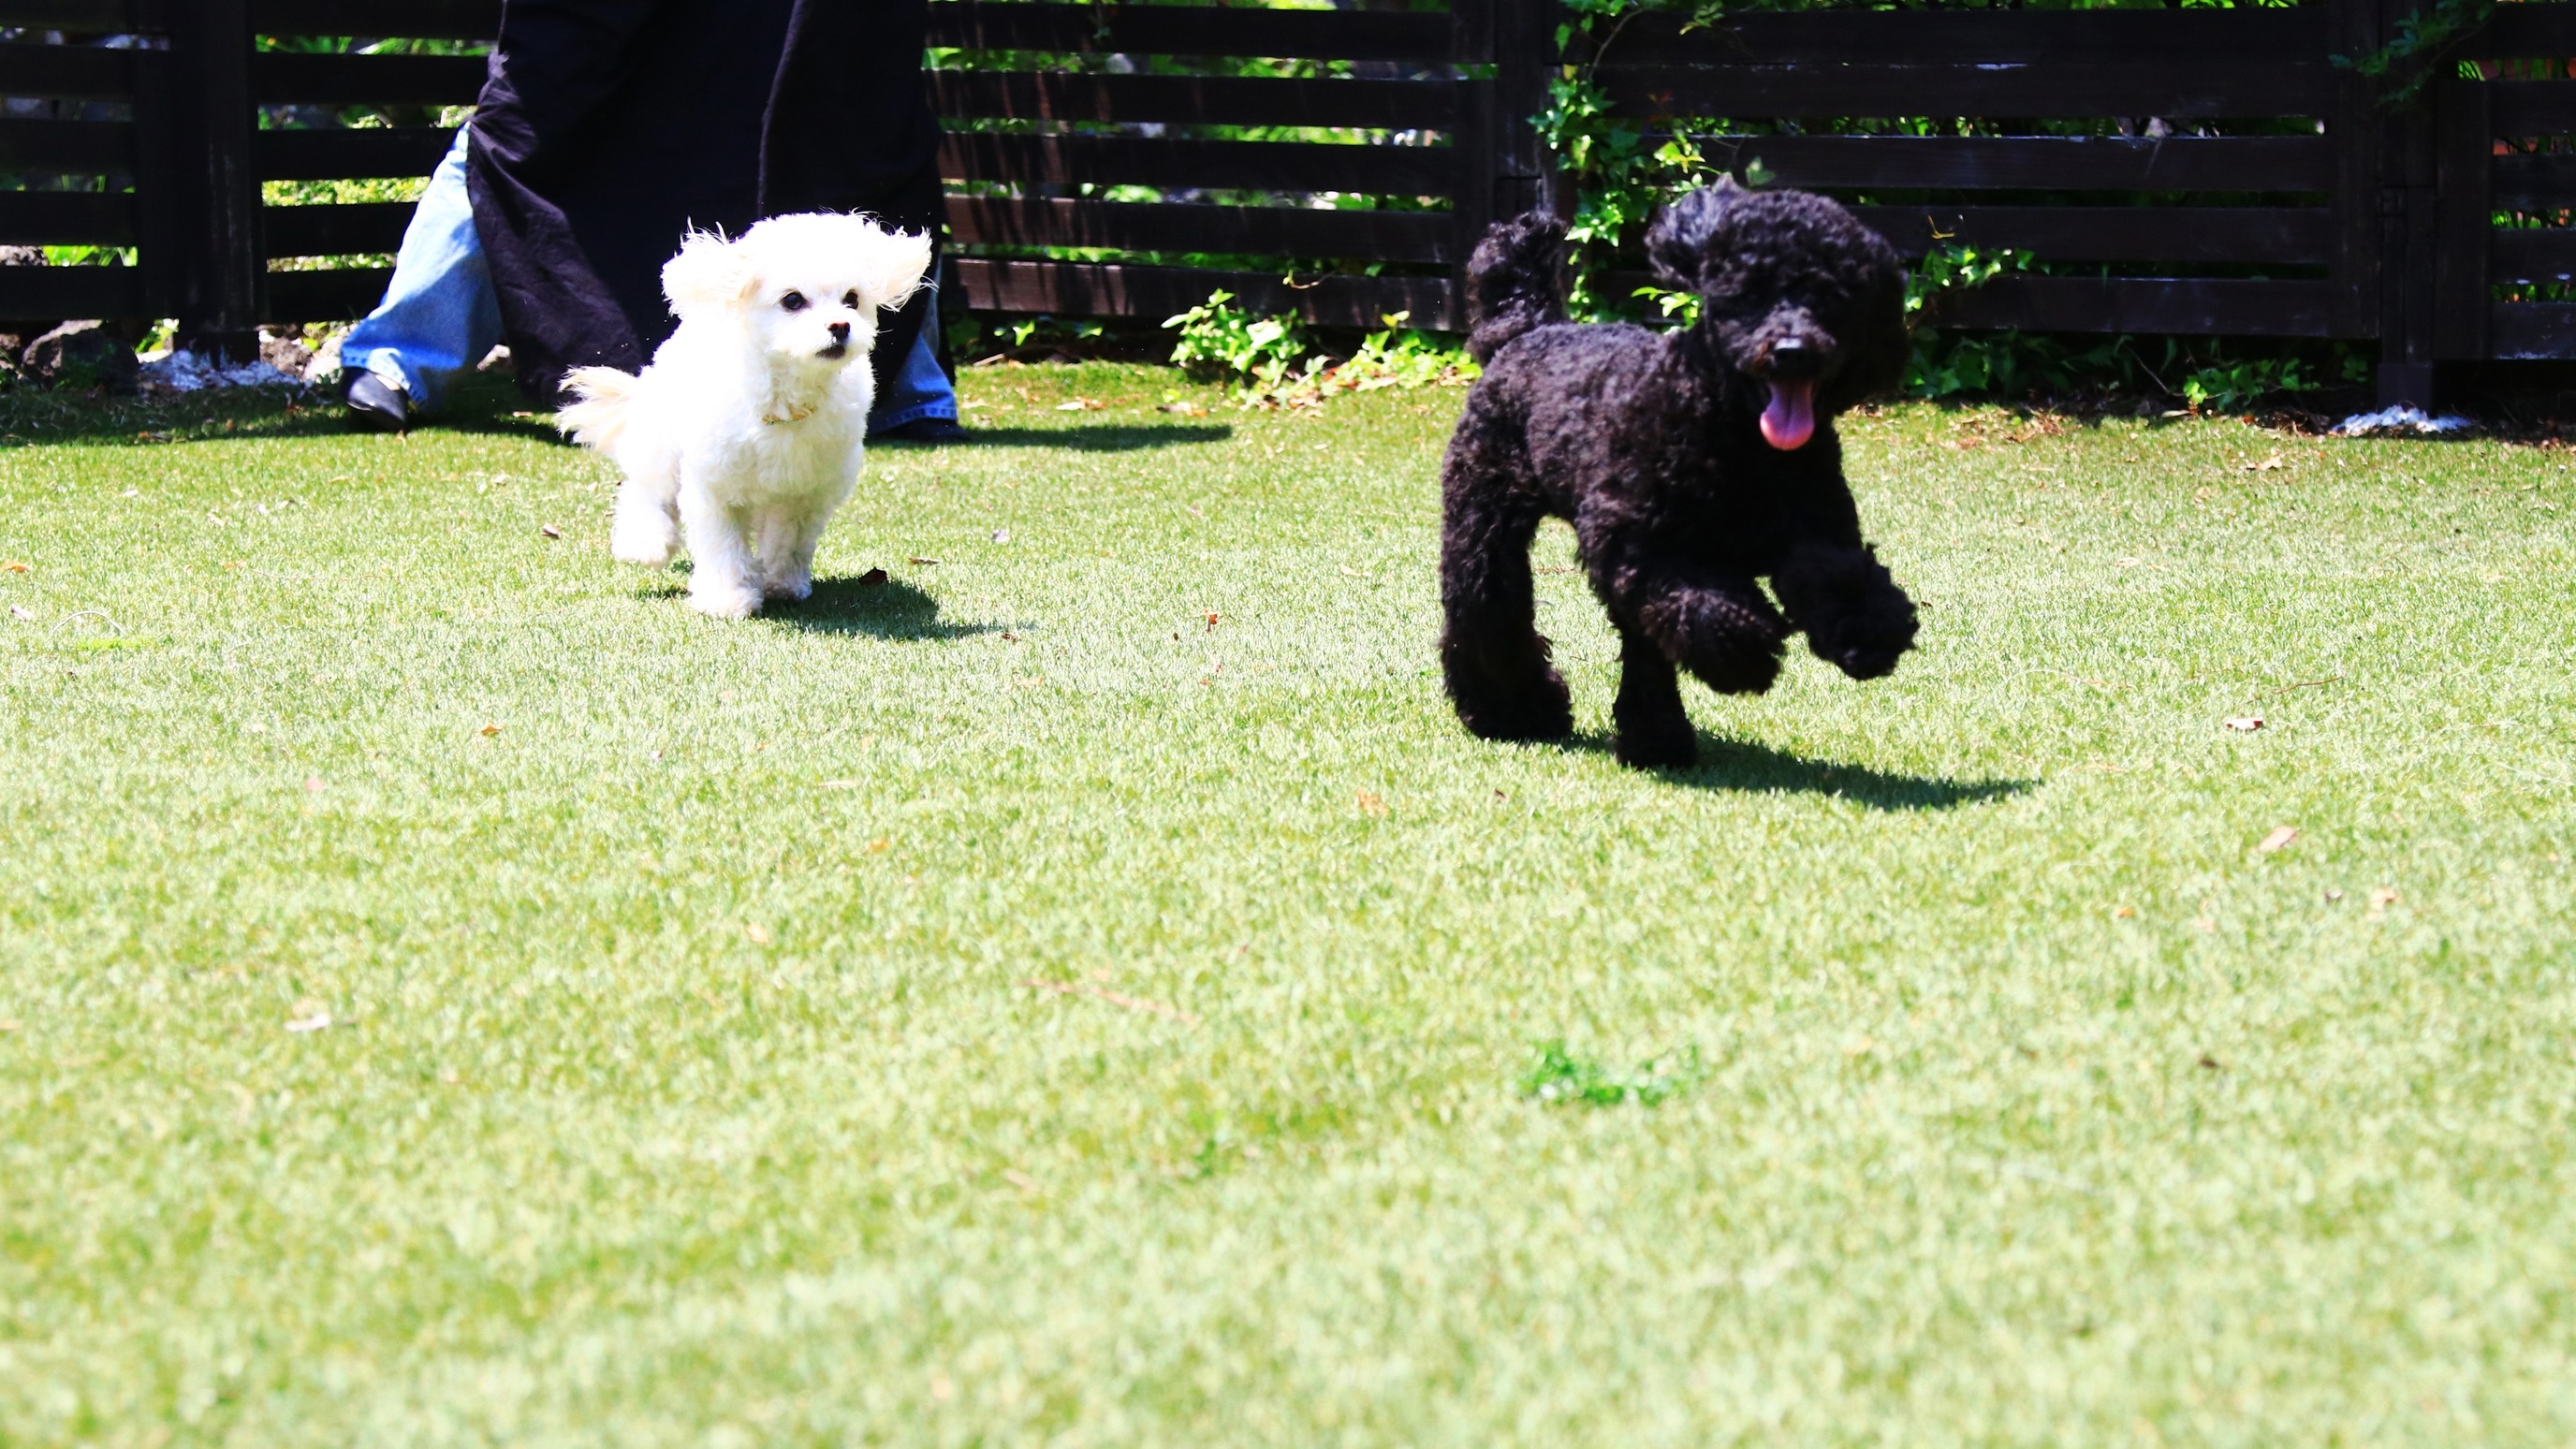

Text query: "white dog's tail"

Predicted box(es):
[555, 366, 646, 454]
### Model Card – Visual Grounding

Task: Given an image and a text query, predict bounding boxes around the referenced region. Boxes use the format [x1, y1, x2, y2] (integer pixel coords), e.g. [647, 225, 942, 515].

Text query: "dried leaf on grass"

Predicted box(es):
[857, 566, 889, 587]
[2257, 825, 2299, 854]
[7, 606, 31, 621]
[1055, 398, 1105, 412]
[2224, 715, 2265, 732]
[478, 723, 503, 738]
[1022, 978, 1199, 1025]
[285, 1003, 332, 1032]
[2367, 886, 2401, 917]
[540, 524, 562, 539]
[2, 561, 27, 573]
[745, 924, 772, 945]
[1355, 790, 1387, 817]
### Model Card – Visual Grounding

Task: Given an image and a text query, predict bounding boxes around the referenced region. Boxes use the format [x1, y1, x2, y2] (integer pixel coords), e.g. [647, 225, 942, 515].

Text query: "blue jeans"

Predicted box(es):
[340, 129, 499, 415]
[868, 287, 959, 433]
[345, 126, 957, 428]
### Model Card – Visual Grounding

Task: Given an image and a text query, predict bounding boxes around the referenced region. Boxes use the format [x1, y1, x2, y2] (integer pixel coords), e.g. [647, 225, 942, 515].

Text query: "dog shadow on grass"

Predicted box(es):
[1558, 732, 2030, 812]
[914, 422, 1232, 452]
[765, 576, 998, 641]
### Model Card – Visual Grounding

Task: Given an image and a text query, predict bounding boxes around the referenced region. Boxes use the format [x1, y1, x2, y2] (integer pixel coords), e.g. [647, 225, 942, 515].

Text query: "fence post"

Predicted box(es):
[166, 0, 262, 359]
[1451, 0, 1496, 332]
[2433, 76, 2493, 367]
[2372, 0, 2441, 406]
[2327, 0, 2380, 347]
[1448, 0, 1554, 331]
[1491, 0, 1555, 222]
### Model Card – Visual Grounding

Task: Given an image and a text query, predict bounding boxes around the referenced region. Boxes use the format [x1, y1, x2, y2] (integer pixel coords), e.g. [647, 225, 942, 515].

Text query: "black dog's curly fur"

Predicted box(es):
[1439, 182, 1921, 768]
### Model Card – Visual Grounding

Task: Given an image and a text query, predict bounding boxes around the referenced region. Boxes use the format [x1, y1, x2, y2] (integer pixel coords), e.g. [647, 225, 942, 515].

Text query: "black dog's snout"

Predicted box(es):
[828, 320, 852, 342]
[1757, 328, 1833, 382]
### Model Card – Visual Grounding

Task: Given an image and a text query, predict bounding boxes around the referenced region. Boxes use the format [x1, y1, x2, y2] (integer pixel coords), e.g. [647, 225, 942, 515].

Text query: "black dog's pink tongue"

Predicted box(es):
[1761, 378, 1816, 450]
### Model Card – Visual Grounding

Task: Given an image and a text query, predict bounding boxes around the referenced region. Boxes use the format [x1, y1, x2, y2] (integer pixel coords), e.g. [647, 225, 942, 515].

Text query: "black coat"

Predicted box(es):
[466, 0, 944, 402]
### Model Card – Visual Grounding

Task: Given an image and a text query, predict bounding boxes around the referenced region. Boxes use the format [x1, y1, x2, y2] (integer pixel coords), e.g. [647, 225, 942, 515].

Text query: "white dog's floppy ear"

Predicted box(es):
[854, 222, 933, 312]
[662, 229, 756, 319]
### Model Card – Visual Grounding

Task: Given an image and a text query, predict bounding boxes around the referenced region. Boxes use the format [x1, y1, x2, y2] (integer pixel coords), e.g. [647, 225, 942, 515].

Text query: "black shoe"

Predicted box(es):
[344, 371, 410, 433]
[871, 416, 972, 444]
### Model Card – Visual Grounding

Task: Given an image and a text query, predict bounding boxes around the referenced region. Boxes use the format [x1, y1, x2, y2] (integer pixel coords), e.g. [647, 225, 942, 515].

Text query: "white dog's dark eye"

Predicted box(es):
[842, 289, 859, 309]
[779, 291, 809, 312]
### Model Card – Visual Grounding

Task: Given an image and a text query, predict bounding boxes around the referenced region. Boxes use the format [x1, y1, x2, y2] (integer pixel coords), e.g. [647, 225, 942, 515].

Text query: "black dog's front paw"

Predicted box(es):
[1683, 628, 1784, 695]
[1814, 598, 1918, 681]
[1832, 642, 1905, 681]
[1773, 543, 1917, 682]
[1642, 589, 1787, 695]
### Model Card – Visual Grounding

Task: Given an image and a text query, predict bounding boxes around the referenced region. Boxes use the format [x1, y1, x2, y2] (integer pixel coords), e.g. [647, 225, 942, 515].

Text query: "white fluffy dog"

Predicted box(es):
[557, 212, 931, 618]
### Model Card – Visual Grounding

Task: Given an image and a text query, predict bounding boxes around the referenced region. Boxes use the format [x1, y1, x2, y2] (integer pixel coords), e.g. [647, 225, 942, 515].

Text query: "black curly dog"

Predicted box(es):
[1439, 181, 1921, 768]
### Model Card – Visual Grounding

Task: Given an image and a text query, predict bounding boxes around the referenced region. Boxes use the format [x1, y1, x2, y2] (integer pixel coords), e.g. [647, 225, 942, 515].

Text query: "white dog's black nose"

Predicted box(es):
[828, 320, 851, 343]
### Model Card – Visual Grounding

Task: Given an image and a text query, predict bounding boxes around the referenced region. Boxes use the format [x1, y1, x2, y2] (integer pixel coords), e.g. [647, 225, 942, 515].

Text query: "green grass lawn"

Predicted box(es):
[2, 365, 2571, 1445]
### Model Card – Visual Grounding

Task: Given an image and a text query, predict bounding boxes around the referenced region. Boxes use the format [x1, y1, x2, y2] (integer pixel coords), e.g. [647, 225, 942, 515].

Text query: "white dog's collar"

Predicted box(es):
[761, 402, 815, 426]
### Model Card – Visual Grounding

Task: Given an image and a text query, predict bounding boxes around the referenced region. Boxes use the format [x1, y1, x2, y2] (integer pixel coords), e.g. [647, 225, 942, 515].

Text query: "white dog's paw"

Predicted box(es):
[689, 581, 765, 619]
[761, 573, 813, 603]
[610, 511, 681, 568]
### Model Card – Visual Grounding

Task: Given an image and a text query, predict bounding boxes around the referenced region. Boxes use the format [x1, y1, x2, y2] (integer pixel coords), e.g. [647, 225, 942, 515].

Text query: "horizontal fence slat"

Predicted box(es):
[0, 41, 134, 101]
[930, 71, 1452, 131]
[265, 265, 388, 321]
[951, 257, 1454, 328]
[2490, 301, 2576, 358]
[948, 196, 1454, 262]
[249, 51, 487, 107]
[940, 132, 1454, 197]
[1602, 64, 2336, 120]
[928, 1, 1451, 62]
[1595, 8, 2327, 67]
[1927, 275, 2343, 336]
[2491, 80, 2576, 136]
[2492, 227, 2576, 283]
[2491, 151, 2576, 211]
[254, 124, 456, 180]
[250, 0, 499, 39]
[0, 117, 133, 170]
[0, 1, 164, 32]
[0, 259, 141, 316]
[1689, 134, 2334, 194]
[0, 188, 133, 244]
[1849, 204, 2332, 265]
[2481, 5, 2576, 59]
[262, 198, 410, 257]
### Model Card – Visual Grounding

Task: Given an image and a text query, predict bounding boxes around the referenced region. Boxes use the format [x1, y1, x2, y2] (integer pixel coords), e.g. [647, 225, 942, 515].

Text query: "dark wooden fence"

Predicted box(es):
[1582, 7, 2359, 337]
[0, 0, 2568, 403]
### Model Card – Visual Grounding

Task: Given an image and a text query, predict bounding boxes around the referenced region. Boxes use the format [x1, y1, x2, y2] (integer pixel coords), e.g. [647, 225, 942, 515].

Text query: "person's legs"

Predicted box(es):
[867, 286, 967, 442]
[339, 128, 503, 419]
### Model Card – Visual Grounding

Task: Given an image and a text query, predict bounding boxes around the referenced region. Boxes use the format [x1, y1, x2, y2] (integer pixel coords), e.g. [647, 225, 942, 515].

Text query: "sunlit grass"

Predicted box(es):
[1, 366, 2570, 1444]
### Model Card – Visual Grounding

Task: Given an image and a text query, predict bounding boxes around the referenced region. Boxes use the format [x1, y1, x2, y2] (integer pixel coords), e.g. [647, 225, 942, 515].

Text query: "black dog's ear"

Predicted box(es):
[1644, 180, 1743, 291]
